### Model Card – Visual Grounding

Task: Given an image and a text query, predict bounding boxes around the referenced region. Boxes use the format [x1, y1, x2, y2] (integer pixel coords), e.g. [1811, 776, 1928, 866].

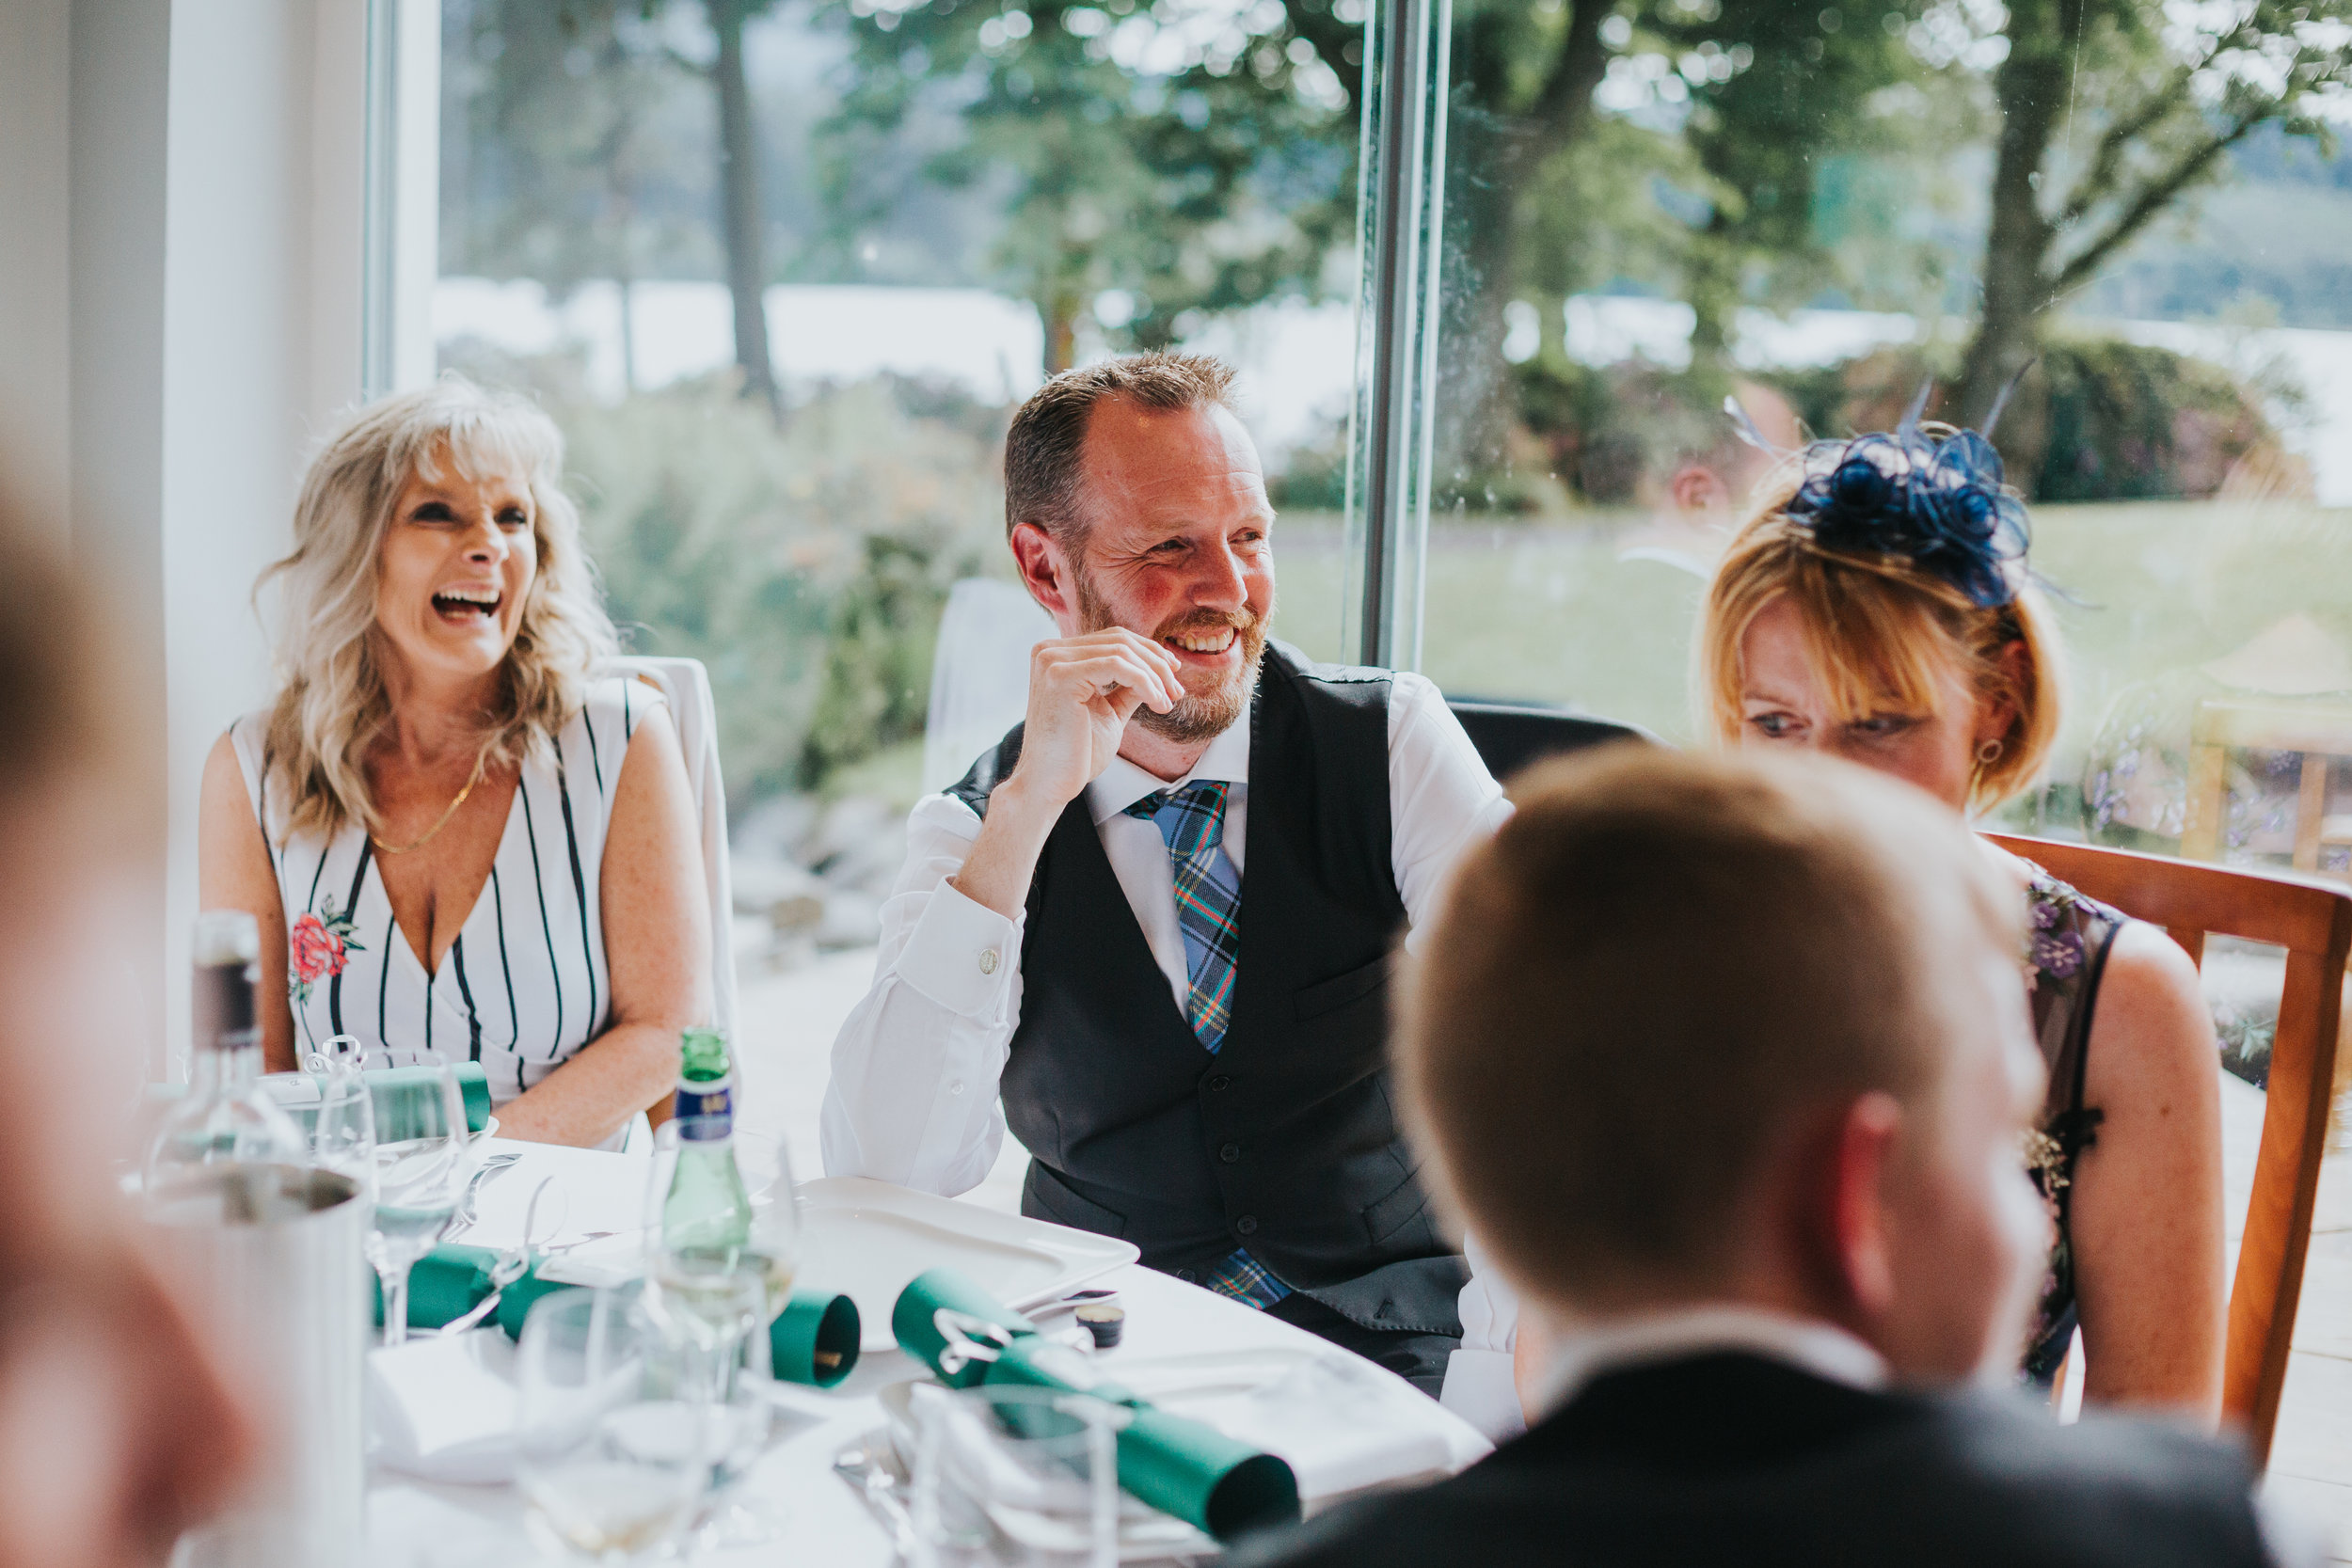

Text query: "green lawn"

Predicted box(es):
[1273, 501, 2352, 841]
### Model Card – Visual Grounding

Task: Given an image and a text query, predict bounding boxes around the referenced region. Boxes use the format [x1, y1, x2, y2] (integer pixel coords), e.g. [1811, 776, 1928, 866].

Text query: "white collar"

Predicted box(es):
[1532, 1305, 1888, 1419]
[1086, 714, 1253, 826]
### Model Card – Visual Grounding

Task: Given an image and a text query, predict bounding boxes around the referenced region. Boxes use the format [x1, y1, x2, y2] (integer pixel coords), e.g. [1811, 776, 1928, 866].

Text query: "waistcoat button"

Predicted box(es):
[1235, 1215, 1259, 1236]
[1206, 1074, 1232, 1092]
[1219, 1142, 1241, 1164]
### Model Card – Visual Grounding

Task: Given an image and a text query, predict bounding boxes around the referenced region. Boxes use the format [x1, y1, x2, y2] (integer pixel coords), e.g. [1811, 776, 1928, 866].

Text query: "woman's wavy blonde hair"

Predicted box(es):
[1696, 459, 2065, 815]
[260, 377, 615, 842]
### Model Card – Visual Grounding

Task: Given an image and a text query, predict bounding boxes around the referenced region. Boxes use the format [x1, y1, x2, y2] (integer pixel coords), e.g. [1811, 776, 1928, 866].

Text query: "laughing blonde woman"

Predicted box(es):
[198, 377, 709, 1148]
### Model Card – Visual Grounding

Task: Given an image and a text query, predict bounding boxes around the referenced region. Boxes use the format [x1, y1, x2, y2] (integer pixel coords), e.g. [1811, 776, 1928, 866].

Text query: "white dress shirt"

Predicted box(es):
[818, 669, 1511, 1196]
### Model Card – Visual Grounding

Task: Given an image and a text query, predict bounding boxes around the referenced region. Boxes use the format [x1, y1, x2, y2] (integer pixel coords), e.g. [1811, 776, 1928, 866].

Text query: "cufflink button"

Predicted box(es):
[978, 948, 999, 975]
[1235, 1215, 1259, 1236]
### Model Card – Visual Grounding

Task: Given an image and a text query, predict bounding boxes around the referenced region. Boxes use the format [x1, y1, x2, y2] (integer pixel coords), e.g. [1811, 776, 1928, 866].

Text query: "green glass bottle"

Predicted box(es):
[657, 1027, 792, 1319]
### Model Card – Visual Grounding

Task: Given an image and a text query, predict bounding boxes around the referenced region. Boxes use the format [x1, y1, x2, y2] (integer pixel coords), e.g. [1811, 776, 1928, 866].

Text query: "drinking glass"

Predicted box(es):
[909, 1382, 1127, 1568]
[642, 1267, 776, 1554]
[304, 1034, 375, 1191]
[516, 1286, 713, 1565]
[343, 1041, 471, 1346]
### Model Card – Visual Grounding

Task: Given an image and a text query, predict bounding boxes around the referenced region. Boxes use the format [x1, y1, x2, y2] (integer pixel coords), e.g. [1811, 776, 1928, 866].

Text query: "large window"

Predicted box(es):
[435, 0, 1365, 857]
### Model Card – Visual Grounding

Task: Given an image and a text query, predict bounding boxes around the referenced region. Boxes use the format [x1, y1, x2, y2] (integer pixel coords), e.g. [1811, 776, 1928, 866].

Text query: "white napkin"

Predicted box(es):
[367, 1331, 520, 1484]
[1114, 1348, 1455, 1504]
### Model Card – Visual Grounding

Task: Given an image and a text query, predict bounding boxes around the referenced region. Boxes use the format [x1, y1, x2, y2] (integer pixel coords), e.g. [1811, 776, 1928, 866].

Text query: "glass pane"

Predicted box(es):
[431, 0, 1363, 1195]
[1412, 0, 2352, 868]
[436, 0, 1361, 803]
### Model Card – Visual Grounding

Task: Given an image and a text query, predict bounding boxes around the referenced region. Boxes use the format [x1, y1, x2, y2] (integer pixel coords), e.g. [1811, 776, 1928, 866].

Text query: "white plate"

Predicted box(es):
[793, 1177, 1138, 1351]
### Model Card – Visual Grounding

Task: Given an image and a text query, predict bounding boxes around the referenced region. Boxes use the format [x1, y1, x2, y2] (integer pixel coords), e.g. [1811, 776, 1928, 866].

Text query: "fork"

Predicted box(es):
[441, 1152, 521, 1238]
[432, 1176, 558, 1337]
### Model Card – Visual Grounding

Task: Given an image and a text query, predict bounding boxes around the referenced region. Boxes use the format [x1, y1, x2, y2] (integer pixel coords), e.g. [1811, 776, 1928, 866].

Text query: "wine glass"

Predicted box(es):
[343, 1041, 471, 1346]
[516, 1285, 713, 1565]
[304, 1033, 375, 1194]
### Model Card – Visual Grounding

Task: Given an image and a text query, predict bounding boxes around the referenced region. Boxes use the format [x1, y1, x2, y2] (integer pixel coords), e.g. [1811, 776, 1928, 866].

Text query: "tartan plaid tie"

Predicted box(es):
[1124, 781, 1243, 1053]
[1125, 781, 1290, 1310]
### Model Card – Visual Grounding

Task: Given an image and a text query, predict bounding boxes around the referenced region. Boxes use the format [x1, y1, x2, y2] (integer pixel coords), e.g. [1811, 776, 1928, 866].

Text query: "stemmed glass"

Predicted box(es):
[642, 1121, 803, 1549]
[334, 1039, 472, 1346]
[305, 1033, 376, 1195]
[516, 1285, 714, 1565]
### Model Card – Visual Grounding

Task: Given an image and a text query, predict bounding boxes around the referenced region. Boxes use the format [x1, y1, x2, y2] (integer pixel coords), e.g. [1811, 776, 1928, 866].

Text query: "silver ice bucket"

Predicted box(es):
[149, 1164, 367, 1568]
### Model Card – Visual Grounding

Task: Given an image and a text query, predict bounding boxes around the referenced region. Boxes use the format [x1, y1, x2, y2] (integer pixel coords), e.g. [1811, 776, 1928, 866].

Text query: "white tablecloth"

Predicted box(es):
[367, 1140, 1489, 1566]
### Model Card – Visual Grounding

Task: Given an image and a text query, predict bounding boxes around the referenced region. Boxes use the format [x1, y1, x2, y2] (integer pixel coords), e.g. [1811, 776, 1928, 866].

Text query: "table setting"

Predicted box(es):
[141, 945, 1485, 1568]
[360, 1130, 1488, 1566]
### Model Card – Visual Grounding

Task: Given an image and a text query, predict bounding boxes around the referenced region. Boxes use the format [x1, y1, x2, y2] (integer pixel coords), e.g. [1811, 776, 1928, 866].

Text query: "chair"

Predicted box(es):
[1986, 832, 2352, 1465]
[612, 657, 737, 1147]
[1446, 698, 1656, 784]
[2181, 696, 2352, 874]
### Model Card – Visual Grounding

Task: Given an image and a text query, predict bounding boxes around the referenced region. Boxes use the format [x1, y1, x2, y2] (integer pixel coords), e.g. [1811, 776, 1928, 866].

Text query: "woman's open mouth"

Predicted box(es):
[432, 587, 503, 624]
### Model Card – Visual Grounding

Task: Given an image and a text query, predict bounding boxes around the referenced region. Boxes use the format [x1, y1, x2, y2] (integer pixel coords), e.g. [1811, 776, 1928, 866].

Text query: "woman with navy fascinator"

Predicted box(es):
[1695, 393, 2227, 1416]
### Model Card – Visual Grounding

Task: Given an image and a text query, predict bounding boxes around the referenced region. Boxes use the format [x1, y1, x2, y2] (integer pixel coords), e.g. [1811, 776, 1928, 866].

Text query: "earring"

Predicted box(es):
[1975, 737, 2004, 766]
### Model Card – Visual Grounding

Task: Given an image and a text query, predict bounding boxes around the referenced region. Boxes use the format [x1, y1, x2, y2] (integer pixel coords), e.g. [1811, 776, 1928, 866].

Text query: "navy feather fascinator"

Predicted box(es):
[1729, 383, 2033, 610]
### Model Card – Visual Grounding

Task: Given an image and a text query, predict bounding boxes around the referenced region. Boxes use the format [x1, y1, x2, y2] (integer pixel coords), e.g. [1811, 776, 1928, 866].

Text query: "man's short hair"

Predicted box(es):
[1397, 746, 2019, 1307]
[1002, 353, 1238, 544]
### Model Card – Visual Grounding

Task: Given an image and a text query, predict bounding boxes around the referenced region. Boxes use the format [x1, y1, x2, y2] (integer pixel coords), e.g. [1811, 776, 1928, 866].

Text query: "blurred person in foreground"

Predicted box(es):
[822, 354, 1507, 1390]
[0, 488, 257, 1563]
[1233, 748, 2297, 1568]
[199, 377, 709, 1148]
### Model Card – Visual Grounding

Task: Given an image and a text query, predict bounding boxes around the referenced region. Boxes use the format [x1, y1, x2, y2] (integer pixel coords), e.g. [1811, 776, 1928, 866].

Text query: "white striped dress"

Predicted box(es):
[230, 675, 665, 1107]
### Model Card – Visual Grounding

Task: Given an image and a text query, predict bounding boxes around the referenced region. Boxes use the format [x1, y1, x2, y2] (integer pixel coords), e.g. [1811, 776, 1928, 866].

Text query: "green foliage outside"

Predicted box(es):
[462, 356, 1009, 806]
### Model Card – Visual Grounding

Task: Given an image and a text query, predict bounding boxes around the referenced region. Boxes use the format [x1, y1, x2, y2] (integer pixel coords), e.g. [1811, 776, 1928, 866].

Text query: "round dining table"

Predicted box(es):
[364, 1138, 1492, 1566]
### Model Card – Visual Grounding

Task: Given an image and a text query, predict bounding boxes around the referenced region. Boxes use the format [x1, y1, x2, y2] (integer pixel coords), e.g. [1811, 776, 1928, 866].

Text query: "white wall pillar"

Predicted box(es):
[158, 0, 373, 1060]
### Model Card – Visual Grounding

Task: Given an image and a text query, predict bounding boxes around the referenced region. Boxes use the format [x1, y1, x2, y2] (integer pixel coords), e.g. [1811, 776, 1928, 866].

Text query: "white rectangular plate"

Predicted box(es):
[793, 1176, 1137, 1350]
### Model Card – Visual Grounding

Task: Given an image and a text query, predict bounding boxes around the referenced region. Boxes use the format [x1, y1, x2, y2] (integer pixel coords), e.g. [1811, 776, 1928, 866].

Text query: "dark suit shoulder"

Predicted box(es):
[1228, 1357, 2272, 1568]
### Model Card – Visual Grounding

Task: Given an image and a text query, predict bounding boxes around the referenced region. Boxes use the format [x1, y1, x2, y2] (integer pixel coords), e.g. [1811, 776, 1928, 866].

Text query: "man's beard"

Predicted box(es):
[1073, 562, 1272, 745]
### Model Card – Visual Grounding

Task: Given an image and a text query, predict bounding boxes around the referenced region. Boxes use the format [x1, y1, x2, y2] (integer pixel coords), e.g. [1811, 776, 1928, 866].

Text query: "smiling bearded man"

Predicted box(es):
[819, 353, 1510, 1392]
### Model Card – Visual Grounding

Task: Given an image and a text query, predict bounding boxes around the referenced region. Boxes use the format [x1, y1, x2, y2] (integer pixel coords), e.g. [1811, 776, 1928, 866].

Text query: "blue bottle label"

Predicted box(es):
[674, 1076, 733, 1137]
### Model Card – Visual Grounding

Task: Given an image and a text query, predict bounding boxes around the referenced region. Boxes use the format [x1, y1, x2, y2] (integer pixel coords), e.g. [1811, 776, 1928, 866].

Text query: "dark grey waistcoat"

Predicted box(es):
[947, 641, 1464, 1335]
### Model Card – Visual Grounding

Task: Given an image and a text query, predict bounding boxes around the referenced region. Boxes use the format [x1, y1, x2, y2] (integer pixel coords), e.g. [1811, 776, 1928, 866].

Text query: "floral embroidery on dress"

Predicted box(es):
[288, 898, 363, 1004]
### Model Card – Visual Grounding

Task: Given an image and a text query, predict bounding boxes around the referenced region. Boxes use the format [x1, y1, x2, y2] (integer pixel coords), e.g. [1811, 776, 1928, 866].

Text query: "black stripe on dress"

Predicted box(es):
[327, 841, 373, 1037]
[583, 704, 606, 800]
[491, 865, 520, 1052]
[453, 934, 483, 1062]
[421, 949, 435, 1053]
[554, 746, 599, 1035]
[519, 781, 565, 1060]
[622, 679, 633, 740]
[256, 736, 284, 880]
[378, 910, 395, 1050]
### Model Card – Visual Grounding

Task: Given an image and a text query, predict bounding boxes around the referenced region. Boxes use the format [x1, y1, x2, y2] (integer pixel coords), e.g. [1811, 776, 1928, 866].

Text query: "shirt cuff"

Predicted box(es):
[1439, 1348, 1529, 1445]
[892, 880, 1020, 1018]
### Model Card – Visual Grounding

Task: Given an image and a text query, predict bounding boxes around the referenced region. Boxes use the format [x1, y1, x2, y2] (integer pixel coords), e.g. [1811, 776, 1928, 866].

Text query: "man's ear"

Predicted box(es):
[1819, 1092, 1903, 1326]
[1668, 463, 1729, 515]
[1009, 520, 1081, 632]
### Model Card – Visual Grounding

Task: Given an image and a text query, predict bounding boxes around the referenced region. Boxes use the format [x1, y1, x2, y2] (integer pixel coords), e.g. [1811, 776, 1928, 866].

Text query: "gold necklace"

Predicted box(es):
[370, 752, 487, 855]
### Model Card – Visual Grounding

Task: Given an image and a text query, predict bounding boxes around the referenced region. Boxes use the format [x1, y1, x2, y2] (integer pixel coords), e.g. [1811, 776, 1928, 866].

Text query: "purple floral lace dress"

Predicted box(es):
[2019, 863, 2127, 1385]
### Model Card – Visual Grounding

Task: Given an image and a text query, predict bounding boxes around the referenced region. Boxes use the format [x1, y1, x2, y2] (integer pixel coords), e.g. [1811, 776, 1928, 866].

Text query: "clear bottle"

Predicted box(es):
[142, 911, 309, 1218]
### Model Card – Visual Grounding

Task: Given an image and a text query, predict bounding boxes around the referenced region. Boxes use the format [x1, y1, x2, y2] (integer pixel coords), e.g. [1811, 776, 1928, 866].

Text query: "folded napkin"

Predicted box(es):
[893, 1268, 1300, 1542]
[378, 1243, 861, 1387]
[368, 1331, 521, 1482]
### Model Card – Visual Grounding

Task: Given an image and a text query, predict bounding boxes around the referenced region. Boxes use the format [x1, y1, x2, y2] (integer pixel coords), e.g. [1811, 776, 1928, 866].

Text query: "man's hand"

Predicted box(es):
[1012, 629, 1184, 808]
[948, 629, 1182, 920]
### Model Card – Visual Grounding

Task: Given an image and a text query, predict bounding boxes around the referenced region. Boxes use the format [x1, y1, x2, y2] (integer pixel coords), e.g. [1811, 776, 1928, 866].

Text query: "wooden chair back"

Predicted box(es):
[1987, 832, 2352, 1465]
